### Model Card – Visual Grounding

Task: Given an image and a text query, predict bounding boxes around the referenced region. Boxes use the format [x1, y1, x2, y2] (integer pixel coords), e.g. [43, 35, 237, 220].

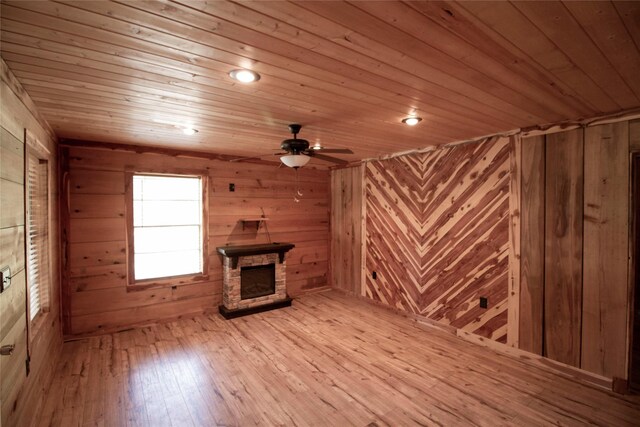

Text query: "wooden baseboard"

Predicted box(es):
[330, 287, 614, 393]
[63, 307, 218, 341]
[64, 286, 332, 340]
[294, 285, 333, 296]
[612, 377, 630, 394]
[451, 327, 612, 392]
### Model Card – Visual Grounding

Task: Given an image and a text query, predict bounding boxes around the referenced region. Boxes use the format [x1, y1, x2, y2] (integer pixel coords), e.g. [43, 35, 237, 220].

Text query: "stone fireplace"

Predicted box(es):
[217, 243, 294, 319]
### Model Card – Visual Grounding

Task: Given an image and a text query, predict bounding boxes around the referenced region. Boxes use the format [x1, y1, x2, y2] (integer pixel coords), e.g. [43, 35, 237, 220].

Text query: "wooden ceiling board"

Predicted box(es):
[191, 0, 532, 125]
[64, 0, 516, 132]
[293, 1, 555, 122]
[1, 2, 470, 146]
[4, 56, 421, 143]
[403, 1, 596, 116]
[4, 54, 423, 133]
[564, 1, 640, 100]
[454, 1, 621, 113]
[614, 2, 640, 50]
[1, 0, 639, 162]
[511, 1, 639, 109]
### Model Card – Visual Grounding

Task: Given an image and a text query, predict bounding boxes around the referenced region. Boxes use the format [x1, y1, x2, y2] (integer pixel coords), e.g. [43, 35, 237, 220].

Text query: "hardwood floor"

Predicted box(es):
[37, 291, 639, 427]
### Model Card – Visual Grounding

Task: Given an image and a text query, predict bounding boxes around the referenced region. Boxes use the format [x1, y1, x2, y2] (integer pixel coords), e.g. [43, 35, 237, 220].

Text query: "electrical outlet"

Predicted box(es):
[229, 183, 235, 192]
[372, 271, 377, 280]
[0, 266, 10, 293]
[479, 297, 488, 309]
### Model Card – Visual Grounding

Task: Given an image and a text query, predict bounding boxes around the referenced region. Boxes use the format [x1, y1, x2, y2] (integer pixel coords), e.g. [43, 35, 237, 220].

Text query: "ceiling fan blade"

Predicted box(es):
[312, 153, 349, 165]
[229, 152, 285, 162]
[317, 148, 353, 154]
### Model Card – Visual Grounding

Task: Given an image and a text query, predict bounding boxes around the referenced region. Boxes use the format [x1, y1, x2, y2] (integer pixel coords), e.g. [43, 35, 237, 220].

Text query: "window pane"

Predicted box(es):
[134, 226, 201, 254]
[133, 175, 200, 201]
[135, 250, 202, 280]
[133, 176, 143, 200]
[133, 200, 142, 226]
[132, 174, 204, 282]
[134, 201, 200, 226]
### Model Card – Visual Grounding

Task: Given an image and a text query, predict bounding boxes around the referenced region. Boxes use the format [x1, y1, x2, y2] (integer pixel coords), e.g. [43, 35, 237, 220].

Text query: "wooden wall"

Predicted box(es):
[331, 137, 513, 342]
[329, 165, 364, 294]
[331, 117, 640, 384]
[62, 146, 330, 336]
[365, 136, 512, 342]
[582, 123, 630, 381]
[519, 121, 636, 381]
[0, 60, 62, 427]
[519, 135, 545, 355]
[544, 128, 584, 367]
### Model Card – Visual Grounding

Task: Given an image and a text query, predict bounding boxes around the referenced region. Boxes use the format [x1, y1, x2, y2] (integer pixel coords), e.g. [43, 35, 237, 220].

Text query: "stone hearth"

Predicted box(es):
[217, 243, 294, 318]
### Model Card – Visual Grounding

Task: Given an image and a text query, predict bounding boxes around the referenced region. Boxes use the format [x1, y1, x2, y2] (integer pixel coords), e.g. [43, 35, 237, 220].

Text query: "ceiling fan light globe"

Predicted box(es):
[281, 154, 311, 168]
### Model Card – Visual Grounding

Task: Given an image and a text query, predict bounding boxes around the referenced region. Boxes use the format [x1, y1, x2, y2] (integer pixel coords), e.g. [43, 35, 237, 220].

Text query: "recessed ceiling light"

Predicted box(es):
[311, 143, 323, 150]
[180, 127, 198, 136]
[402, 117, 422, 126]
[229, 69, 260, 83]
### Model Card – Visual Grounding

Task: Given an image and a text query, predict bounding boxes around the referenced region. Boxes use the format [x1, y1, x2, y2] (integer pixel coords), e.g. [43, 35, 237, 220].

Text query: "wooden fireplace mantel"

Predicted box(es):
[217, 242, 295, 269]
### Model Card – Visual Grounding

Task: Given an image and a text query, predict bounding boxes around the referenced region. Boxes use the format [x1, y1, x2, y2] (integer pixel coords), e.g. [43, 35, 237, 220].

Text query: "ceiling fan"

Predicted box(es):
[230, 124, 353, 168]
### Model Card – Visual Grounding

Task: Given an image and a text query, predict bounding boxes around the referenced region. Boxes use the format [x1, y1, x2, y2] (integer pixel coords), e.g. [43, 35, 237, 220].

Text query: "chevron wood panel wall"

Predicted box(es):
[364, 137, 512, 342]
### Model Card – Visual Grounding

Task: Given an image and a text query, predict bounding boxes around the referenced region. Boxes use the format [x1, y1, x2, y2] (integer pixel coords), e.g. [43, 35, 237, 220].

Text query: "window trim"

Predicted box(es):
[24, 130, 53, 342]
[125, 170, 210, 290]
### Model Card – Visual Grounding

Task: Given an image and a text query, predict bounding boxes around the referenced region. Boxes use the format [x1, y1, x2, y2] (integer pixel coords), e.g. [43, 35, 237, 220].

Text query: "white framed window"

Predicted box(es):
[127, 173, 208, 286]
[25, 150, 50, 324]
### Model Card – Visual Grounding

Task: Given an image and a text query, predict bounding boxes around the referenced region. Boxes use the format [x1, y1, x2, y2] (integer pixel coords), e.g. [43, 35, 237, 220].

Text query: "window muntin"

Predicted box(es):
[132, 174, 204, 281]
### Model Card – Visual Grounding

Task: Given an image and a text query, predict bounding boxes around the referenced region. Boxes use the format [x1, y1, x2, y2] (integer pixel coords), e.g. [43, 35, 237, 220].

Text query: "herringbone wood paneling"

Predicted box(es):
[365, 137, 511, 342]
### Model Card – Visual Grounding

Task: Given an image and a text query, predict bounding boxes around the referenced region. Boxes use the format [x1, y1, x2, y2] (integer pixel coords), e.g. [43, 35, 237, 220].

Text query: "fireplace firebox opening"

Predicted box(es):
[241, 263, 276, 300]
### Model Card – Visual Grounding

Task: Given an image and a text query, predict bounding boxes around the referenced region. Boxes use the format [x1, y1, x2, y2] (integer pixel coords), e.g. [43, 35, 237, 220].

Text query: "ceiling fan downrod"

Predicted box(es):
[288, 124, 302, 139]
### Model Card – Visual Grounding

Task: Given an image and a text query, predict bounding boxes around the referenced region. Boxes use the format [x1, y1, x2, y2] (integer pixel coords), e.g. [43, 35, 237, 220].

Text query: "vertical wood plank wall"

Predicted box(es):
[519, 135, 545, 354]
[330, 165, 364, 294]
[632, 121, 640, 151]
[518, 121, 636, 379]
[507, 136, 522, 348]
[62, 147, 330, 336]
[582, 122, 629, 380]
[331, 118, 640, 382]
[364, 137, 511, 342]
[544, 129, 584, 367]
[0, 60, 62, 427]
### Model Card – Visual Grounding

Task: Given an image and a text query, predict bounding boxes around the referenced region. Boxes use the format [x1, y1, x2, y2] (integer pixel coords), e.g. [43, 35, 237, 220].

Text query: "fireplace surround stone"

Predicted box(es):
[217, 243, 294, 319]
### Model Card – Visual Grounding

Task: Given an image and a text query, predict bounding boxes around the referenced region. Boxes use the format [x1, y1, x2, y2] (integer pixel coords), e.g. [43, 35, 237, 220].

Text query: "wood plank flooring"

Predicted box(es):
[36, 291, 640, 426]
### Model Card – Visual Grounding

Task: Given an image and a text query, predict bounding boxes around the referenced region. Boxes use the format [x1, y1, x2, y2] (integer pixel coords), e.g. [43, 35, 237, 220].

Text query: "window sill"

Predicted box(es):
[127, 273, 210, 292]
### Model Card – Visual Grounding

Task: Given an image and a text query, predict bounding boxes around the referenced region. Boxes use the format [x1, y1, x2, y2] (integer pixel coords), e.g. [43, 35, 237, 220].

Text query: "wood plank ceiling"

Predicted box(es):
[1, 1, 639, 162]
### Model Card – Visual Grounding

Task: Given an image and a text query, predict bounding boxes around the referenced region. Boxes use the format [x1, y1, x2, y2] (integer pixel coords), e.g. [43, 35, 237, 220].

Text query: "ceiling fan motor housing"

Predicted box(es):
[281, 123, 310, 154]
[281, 138, 310, 154]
